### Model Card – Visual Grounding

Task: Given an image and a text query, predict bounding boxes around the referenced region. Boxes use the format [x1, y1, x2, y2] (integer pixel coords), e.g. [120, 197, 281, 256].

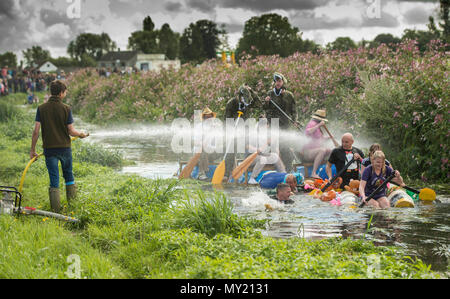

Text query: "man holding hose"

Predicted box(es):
[30, 80, 88, 213]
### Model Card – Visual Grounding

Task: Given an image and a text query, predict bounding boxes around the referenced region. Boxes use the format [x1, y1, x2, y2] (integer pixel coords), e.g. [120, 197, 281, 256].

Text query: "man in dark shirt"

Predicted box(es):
[326, 133, 364, 189]
[30, 80, 88, 213]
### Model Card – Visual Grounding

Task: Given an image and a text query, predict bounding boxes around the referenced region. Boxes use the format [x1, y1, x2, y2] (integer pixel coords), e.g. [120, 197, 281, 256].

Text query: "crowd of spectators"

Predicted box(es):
[0, 65, 65, 103]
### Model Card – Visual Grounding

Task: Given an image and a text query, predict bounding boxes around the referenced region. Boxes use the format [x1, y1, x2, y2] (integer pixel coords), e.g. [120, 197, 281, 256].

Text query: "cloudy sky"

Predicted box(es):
[0, 0, 440, 61]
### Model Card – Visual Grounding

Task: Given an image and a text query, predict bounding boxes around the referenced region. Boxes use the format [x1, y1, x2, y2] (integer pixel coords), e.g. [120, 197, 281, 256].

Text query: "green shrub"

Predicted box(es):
[0, 100, 23, 122]
[171, 190, 262, 238]
[72, 141, 123, 168]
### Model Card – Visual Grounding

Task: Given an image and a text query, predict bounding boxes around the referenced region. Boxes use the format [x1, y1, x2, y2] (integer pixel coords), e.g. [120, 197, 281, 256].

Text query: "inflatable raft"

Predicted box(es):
[387, 186, 415, 208]
[177, 162, 336, 185]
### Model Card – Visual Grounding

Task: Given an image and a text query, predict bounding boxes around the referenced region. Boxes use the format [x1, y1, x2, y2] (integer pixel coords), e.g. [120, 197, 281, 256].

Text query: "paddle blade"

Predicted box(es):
[211, 161, 226, 185]
[232, 152, 258, 180]
[419, 188, 436, 202]
[179, 153, 202, 179]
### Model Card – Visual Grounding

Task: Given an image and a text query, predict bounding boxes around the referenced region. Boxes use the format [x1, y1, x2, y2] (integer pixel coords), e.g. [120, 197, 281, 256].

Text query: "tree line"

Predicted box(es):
[1, 0, 448, 69]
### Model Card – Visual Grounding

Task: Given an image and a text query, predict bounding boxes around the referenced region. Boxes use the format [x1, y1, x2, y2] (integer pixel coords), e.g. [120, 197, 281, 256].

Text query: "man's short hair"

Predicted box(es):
[50, 80, 67, 96]
[276, 183, 290, 194]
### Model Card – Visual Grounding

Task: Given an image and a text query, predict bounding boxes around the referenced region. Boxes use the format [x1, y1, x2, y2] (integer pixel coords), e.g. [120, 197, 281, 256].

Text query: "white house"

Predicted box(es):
[98, 51, 180, 72]
[38, 61, 58, 73]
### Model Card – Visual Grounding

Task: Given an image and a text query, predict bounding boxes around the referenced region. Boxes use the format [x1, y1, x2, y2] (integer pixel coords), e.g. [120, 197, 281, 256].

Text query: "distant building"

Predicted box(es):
[98, 51, 180, 72]
[38, 61, 58, 73]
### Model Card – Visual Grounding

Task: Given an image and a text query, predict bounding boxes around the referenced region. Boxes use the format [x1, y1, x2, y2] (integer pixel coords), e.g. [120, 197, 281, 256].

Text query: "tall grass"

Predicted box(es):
[73, 142, 123, 169]
[171, 190, 252, 238]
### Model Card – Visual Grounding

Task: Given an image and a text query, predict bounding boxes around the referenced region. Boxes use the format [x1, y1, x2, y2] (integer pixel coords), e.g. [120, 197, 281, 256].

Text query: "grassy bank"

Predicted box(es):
[0, 96, 441, 279]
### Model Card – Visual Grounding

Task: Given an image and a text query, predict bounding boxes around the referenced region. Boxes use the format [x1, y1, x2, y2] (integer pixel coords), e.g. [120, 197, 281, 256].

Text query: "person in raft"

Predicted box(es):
[247, 118, 286, 185]
[326, 133, 364, 189]
[272, 183, 295, 204]
[359, 150, 406, 209]
[300, 109, 333, 179]
[30, 80, 88, 213]
[360, 143, 391, 173]
[194, 107, 221, 181]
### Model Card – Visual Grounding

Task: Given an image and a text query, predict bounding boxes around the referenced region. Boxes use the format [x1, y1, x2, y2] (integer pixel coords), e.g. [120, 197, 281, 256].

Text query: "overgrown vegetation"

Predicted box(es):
[65, 40, 449, 182]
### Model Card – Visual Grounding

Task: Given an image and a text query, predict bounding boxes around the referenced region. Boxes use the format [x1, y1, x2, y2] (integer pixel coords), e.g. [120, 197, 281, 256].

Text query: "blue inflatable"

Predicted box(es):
[259, 172, 304, 189]
[181, 163, 337, 187]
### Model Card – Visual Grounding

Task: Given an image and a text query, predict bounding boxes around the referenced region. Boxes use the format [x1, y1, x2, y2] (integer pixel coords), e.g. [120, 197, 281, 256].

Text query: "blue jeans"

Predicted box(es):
[45, 150, 75, 188]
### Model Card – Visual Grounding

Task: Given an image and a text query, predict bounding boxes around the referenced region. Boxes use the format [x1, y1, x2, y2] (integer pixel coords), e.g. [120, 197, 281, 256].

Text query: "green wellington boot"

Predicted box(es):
[66, 184, 78, 202]
[49, 187, 61, 213]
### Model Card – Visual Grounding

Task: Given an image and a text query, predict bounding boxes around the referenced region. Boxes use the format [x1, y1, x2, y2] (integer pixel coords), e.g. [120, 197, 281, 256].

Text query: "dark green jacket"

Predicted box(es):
[37, 96, 72, 149]
[225, 89, 262, 120]
[263, 88, 297, 129]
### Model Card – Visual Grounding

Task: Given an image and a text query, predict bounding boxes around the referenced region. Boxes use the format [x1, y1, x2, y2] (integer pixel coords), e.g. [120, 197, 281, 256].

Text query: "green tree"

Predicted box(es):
[0, 52, 17, 68]
[22, 46, 51, 67]
[236, 13, 303, 58]
[327, 37, 357, 52]
[370, 33, 401, 49]
[129, 16, 169, 55]
[179, 23, 206, 64]
[128, 30, 159, 53]
[68, 33, 116, 61]
[428, 0, 450, 44]
[401, 29, 438, 52]
[158, 23, 180, 60]
[196, 20, 223, 59]
[179, 20, 223, 64]
[143, 16, 155, 32]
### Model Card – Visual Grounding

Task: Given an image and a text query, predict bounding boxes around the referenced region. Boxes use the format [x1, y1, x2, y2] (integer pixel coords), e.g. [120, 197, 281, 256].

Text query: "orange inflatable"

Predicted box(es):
[319, 177, 343, 192]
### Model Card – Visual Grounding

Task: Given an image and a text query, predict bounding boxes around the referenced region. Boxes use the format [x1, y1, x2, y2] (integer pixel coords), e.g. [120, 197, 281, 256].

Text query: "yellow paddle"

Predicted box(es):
[179, 152, 202, 179]
[212, 111, 243, 185]
[231, 152, 258, 181]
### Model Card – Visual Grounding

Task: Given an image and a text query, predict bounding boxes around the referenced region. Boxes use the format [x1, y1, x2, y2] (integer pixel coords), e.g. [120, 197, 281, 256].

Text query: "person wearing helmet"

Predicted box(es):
[223, 84, 263, 181]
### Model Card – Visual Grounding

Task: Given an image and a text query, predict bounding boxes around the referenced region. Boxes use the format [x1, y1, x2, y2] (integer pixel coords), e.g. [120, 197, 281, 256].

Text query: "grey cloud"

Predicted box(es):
[362, 11, 400, 27]
[403, 6, 434, 24]
[222, 22, 244, 33]
[164, 1, 184, 12]
[0, 0, 16, 19]
[108, 0, 141, 18]
[40, 8, 73, 27]
[220, 0, 329, 12]
[290, 11, 358, 31]
[186, 0, 330, 13]
[186, 0, 215, 13]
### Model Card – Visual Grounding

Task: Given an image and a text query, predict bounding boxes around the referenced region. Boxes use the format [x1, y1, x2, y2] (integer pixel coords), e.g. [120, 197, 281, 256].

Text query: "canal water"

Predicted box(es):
[82, 121, 449, 273]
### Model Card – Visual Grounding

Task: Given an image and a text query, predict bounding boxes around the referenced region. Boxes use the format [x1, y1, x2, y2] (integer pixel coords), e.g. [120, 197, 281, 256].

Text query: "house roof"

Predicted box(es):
[37, 61, 57, 69]
[98, 51, 138, 62]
